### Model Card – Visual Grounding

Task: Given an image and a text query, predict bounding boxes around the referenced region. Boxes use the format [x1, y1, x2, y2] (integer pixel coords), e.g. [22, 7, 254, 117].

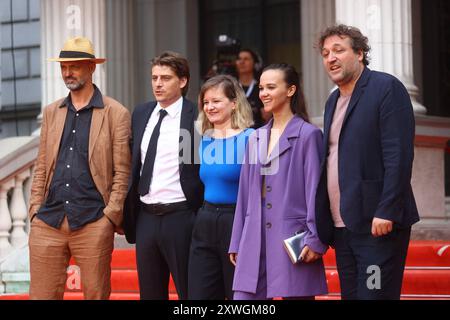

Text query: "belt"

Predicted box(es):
[141, 201, 190, 216]
[203, 201, 236, 210]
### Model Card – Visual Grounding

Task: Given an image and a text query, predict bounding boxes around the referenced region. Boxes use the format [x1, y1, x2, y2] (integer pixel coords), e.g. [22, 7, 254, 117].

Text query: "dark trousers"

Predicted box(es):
[333, 226, 411, 300]
[136, 207, 195, 300]
[188, 202, 235, 300]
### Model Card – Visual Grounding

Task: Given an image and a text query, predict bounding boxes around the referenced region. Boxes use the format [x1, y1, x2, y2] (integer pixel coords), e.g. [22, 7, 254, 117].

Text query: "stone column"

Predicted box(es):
[335, 0, 427, 114]
[301, 0, 336, 118]
[135, 0, 158, 104]
[135, 0, 200, 104]
[105, 0, 137, 110]
[40, 0, 107, 108]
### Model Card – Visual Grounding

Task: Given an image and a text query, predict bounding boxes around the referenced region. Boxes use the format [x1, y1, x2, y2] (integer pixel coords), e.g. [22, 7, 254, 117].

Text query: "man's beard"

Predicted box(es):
[64, 78, 86, 91]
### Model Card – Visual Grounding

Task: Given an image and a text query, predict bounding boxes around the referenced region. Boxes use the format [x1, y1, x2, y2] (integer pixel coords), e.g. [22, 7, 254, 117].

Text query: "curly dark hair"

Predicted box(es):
[316, 24, 371, 66]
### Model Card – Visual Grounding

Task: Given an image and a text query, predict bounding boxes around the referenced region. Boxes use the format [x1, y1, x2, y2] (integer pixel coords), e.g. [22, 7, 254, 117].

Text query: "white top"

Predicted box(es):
[140, 97, 186, 204]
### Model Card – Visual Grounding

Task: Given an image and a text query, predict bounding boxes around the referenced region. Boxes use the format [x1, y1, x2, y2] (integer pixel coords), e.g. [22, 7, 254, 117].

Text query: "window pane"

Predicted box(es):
[199, 0, 301, 79]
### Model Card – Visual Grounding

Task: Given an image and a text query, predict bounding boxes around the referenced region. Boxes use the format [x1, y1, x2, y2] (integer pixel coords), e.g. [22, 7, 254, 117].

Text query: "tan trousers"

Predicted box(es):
[29, 215, 114, 300]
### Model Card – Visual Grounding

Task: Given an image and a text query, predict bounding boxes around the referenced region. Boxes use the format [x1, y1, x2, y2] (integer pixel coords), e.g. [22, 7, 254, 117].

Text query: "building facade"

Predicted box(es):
[1, 0, 449, 296]
[0, 0, 449, 240]
[0, 0, 41, 138]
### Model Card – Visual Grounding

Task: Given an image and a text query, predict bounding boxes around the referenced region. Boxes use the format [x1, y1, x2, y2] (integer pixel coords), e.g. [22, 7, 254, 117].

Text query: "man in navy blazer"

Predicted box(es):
[315, 25, 420, 300]
[123, 52, 203, 300]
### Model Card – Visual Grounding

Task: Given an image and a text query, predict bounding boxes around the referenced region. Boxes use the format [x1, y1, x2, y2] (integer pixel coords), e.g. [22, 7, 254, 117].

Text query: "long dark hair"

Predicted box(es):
[262, 63, 310, 122]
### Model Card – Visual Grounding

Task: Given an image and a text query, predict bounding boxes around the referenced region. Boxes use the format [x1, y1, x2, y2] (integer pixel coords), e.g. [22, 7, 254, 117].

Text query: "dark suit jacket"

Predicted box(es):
[123, 98, 204, 244]
[315, 67, 420, 246]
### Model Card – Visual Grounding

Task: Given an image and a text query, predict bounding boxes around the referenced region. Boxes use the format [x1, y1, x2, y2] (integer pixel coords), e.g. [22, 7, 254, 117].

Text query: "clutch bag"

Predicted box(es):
[283, 230, 307, 264]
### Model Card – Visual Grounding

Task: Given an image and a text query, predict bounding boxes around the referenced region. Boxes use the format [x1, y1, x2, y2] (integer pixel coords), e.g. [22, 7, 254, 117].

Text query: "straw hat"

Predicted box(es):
[48, 37, 106, 64]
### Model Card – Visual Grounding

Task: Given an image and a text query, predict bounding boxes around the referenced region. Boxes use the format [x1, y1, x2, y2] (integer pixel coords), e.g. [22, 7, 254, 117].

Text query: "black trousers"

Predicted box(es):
[188, 202, 235, 300]
[333, 226, 411, 300]
[136, 207, 195, 300]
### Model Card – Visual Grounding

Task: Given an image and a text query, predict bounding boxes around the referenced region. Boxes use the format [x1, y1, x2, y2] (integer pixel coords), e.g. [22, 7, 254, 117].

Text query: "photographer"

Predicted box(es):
[205, 35, 241, 80]
[206, 36, 269, 128]
[235, 49, 269, 128]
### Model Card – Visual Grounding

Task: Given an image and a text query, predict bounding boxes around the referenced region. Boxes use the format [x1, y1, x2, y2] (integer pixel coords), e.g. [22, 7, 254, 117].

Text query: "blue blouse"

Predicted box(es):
[199, 128, 254, 204]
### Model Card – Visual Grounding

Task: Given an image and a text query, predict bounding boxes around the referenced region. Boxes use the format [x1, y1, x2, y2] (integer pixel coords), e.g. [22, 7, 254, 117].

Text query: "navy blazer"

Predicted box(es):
[315, 68, 420, 246]
[123, 98, 204, 244]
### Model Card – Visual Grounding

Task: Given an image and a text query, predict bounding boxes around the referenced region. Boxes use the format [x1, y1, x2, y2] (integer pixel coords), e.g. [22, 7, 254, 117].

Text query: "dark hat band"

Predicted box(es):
[59, 50, 96, 59]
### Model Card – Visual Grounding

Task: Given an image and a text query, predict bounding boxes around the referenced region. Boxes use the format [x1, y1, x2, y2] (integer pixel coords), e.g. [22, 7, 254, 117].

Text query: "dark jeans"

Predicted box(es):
[333, 226, 411, 300]
[188, 202, 236, 300]
[136, 208, 195, 300]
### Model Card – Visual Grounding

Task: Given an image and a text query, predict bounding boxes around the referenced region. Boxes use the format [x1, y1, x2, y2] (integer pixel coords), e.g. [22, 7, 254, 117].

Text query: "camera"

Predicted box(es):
[205, 35, 241, 79]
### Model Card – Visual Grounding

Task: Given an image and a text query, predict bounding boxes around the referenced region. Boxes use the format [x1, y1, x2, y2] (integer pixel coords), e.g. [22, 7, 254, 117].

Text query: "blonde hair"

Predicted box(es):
[197, 75, 254, 135]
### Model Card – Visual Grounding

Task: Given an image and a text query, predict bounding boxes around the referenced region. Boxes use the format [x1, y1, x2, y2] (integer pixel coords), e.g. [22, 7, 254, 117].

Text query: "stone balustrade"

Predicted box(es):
[0, 137, 39, 293]
[0, 168, 32, 260]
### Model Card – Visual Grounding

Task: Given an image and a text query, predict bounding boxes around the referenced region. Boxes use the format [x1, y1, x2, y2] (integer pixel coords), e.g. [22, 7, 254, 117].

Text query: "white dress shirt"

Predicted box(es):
[140, 97, 186, 204]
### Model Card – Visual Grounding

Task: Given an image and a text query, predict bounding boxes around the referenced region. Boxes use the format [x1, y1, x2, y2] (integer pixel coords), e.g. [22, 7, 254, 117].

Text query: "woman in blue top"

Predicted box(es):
[188, 75, 254, 300]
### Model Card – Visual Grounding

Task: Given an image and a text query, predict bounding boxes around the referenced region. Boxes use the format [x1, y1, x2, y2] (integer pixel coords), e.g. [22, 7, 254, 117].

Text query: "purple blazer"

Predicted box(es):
[229, 116, 328, 298]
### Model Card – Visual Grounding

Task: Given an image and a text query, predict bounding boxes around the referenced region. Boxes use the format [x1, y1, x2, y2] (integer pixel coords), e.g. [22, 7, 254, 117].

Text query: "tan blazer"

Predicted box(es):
[29, 95, 131, 227]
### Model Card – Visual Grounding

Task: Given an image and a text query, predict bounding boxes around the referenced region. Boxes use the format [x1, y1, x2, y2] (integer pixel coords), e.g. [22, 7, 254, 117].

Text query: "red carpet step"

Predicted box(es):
[60, 268, 450, 297]
[322, 241, 450, 267]
[1, 241, 449, 300]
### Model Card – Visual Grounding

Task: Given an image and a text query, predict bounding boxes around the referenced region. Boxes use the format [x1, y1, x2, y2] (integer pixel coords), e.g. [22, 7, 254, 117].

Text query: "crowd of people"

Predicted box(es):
[27, 24, 419, 301]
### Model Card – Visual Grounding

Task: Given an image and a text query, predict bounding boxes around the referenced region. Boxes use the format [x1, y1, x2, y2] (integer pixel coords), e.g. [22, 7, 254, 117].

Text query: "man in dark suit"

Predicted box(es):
[123, 51, 204, 300]
[315, 25, 420, 300]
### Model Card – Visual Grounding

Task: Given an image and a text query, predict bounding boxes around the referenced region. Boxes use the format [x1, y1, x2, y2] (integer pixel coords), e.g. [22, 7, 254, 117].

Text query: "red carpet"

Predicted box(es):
[1, 241, 449, 300]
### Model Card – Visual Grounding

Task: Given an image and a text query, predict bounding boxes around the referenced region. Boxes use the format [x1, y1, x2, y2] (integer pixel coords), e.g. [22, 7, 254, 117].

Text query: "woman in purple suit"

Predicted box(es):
[229, 63, 328, 300]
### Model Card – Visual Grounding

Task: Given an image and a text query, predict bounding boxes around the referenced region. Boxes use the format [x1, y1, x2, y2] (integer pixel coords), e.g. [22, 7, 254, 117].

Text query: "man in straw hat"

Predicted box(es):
[28, 36, 131, 300]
